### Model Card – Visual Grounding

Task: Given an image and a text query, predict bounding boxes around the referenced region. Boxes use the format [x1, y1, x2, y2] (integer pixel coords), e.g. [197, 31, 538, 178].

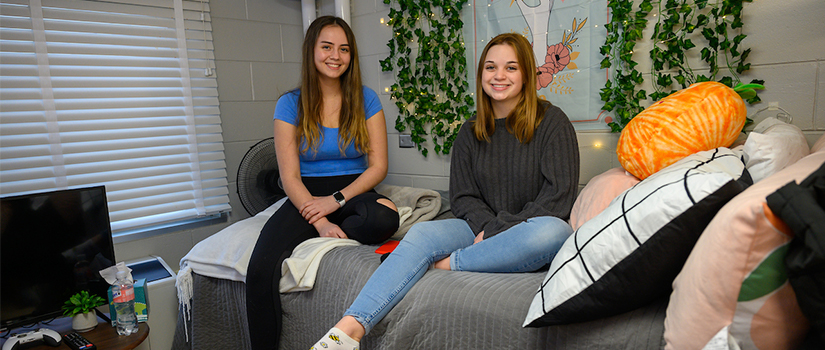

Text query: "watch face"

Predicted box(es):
[333, 191, 345, 201]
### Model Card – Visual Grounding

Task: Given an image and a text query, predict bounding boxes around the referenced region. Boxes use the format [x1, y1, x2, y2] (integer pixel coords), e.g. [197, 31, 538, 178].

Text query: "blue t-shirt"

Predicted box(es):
[273, 86, 383, 177]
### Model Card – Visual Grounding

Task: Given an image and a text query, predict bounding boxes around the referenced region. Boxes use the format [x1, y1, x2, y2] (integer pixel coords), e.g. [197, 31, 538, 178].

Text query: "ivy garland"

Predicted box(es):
[600, 0, 763, 132]
[381, 0, 474, 157]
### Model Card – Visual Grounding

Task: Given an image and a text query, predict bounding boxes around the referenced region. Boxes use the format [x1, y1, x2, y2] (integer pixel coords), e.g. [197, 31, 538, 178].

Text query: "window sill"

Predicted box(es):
[112, 212, 229, 244]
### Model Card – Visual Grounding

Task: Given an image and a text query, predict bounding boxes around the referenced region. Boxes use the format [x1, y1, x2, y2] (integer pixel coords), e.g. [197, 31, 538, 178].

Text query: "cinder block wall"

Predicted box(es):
[117, 0, 825, 282]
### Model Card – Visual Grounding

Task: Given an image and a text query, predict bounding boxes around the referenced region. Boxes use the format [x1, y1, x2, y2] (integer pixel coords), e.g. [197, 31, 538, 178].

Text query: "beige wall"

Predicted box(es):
[352, 0, 825, 190]
[117, 0, 825, 275]
[113, 0, 306, 270]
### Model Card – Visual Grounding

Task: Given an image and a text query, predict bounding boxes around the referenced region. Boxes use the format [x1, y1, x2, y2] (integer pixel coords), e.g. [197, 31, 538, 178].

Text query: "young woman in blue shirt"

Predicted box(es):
[246, 16, 399, 350]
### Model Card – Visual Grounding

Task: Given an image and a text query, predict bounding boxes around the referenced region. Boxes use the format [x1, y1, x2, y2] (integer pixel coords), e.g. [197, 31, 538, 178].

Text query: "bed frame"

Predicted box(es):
[172, 244, 667, 349]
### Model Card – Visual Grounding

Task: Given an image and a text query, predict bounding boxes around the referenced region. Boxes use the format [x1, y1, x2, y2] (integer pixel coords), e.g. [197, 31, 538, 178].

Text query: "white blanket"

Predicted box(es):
[175, 185, 442, 319]
[279, 237, 361, 293]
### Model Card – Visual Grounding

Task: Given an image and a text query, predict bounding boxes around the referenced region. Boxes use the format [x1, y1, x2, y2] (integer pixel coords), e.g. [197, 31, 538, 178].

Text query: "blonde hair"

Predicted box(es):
[297, 16, 370, 154]
[473, 33, 548, 143]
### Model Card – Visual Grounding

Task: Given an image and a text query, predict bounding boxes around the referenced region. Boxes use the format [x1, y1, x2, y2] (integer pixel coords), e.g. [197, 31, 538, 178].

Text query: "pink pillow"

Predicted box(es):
[811, 133, 825, 154]
[569, 167, 640, 230]
[664, 152, 823, 350]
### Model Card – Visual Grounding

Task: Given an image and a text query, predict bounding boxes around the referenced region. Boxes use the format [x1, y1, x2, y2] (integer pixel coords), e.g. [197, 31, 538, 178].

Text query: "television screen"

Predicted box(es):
[1, 185, 116, 331]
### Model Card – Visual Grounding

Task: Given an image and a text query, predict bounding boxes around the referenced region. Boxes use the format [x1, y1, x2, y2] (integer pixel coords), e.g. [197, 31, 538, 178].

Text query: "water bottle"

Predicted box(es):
[112, 270, 138, 335]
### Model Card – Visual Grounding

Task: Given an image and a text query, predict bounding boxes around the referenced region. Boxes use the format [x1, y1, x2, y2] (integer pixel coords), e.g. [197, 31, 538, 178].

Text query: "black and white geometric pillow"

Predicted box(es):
[524, 147, 751, 327]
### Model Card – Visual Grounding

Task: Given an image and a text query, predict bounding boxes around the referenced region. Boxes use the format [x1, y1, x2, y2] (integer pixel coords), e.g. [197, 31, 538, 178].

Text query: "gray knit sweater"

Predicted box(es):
[449, 103, 580, 238]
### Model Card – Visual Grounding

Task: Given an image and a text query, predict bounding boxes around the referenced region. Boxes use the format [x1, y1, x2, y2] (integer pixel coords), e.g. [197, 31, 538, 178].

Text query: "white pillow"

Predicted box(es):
[743, 117, 810, 183]
[524, 148, 749, 327]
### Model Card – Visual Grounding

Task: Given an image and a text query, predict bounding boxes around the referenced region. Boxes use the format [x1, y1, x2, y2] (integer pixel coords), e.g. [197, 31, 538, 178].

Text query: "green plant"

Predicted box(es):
[62, 290, 106, 317]
[381, 0, 474, 156]
[600, 0, 763, 132]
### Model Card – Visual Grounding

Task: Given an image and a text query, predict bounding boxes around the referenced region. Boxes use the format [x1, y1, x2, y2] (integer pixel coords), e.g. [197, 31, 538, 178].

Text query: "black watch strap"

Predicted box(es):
[333, 191, 346, 207]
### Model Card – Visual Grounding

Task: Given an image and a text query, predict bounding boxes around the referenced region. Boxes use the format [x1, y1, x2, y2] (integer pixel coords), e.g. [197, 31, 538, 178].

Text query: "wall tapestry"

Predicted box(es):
[464, 0, 609, 130]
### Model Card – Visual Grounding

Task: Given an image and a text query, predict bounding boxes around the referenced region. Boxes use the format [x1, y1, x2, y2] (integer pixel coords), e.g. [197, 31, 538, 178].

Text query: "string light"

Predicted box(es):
[383, 2, 472, 156]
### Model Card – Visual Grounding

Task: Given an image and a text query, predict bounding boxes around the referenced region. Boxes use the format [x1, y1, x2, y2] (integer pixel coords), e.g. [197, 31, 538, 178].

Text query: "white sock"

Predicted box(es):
[309, 327, 360, 350]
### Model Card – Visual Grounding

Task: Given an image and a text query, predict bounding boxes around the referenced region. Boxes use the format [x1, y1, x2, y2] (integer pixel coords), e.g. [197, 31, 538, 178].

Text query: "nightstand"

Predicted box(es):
[7, 318, 148, 350]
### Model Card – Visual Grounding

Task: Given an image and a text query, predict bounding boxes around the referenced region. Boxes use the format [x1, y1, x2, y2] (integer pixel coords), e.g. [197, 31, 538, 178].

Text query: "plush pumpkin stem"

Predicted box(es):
[733, 83, 765, 101]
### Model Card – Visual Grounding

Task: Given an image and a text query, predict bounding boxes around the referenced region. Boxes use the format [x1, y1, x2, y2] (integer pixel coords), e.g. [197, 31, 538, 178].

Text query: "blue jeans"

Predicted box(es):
[343, 216, 572, 334]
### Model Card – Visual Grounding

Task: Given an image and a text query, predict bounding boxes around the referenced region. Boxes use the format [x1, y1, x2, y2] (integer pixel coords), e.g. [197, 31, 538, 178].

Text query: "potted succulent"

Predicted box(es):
[62, 290, 106, 332]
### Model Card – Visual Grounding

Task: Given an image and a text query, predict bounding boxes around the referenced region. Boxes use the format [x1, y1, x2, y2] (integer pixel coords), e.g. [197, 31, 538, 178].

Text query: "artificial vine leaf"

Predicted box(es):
[719, 76, 733, 87]
[639, 0, 653, 12]
[731, 17, 744, 29]
[602, 0, 762, 132]
[383, 0, 472, 156]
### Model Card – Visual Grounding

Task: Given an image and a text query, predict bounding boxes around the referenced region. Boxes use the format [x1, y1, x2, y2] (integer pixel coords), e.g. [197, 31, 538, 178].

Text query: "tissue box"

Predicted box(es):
[107, 278, 149, 326]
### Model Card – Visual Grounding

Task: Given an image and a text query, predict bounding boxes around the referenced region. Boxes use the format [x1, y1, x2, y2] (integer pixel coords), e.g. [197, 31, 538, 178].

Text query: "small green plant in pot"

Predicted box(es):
[63, 290, 106, 332]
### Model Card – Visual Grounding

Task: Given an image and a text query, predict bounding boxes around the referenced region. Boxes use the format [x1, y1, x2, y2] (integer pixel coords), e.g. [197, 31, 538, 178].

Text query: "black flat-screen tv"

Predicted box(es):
[1, 185, 116, 331]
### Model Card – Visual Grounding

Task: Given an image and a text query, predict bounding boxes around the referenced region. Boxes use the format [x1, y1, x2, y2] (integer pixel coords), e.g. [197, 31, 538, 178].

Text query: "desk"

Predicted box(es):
[5, 319, 149, 350]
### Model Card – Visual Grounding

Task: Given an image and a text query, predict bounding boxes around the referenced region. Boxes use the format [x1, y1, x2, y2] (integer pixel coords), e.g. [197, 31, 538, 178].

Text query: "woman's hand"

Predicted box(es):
[313, 218, 348, 239]
[299, 196, 341, 224]
[474, 231, 485, 244]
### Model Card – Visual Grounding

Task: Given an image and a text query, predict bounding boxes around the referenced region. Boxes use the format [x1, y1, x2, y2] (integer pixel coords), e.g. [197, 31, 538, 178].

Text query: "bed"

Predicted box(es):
[171, 144, 822, 349]
[171, 89, 821, 349]
[172, 247, 668, 349]
[171, 185, 668, 350]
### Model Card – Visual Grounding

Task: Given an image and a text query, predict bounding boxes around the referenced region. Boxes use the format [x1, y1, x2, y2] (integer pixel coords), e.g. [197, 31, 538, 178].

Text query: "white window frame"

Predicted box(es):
[0, 0, 230, 238]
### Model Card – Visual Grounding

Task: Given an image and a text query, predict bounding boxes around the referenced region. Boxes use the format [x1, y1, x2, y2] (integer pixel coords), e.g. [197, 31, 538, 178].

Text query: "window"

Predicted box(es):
[0, 0, 230, 235]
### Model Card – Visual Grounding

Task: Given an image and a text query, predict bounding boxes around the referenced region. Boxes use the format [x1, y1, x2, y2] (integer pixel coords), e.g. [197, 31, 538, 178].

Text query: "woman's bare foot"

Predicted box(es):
[434, 257, 450, 270]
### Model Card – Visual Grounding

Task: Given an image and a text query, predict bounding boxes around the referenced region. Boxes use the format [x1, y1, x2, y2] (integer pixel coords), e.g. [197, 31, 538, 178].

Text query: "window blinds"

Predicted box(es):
[0, 0, 231, 233]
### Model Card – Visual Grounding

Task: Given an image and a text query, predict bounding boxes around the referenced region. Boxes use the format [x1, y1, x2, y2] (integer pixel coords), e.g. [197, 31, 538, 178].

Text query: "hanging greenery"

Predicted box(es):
[600, 0, 763, 132]
[381, 0, 474, 156]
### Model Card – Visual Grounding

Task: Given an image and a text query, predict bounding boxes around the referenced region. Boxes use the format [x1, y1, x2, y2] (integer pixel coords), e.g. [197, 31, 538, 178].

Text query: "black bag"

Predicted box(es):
[766, 161, 825, 346]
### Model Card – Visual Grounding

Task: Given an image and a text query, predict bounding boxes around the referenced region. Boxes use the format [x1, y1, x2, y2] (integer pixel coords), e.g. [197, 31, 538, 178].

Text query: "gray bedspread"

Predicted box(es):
[173, 244, 666, 349]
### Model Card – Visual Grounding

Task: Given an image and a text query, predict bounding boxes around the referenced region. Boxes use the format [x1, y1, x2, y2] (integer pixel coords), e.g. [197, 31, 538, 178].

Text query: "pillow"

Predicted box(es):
[569, 167, 640, 230]
[617, 81, 747, 180]
[743, 117, 810, 183]
[811, 132, 825, 154]
[524, 148, 750, 327]
[663, 152, 823, 350]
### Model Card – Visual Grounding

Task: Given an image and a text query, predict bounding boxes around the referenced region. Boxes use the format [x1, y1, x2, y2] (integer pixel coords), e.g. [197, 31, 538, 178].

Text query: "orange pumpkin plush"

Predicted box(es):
[617, 81, 747, 180]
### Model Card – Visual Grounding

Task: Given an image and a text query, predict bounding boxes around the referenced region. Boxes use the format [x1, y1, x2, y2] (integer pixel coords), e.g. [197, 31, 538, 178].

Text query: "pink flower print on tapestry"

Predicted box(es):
[536, 43, 571, 89]
[537, 66, 555, 90]
[545, 43, 570, 72]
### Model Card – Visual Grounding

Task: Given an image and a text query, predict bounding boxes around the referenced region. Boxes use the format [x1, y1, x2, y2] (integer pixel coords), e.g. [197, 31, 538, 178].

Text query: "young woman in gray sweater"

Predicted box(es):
[311, 32, 580, 350]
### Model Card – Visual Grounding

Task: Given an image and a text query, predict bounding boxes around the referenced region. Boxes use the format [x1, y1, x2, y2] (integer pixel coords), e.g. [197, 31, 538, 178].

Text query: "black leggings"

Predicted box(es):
[245, 174, 399, 349]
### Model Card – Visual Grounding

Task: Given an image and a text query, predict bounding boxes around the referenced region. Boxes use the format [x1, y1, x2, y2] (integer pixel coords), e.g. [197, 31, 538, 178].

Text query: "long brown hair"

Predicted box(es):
[298, 16, 370, 154]
[473, 33, 547, 143]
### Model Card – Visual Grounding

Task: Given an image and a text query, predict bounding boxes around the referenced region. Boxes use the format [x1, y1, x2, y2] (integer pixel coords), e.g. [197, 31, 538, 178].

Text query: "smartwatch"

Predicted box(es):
[333, 191, 346, 207]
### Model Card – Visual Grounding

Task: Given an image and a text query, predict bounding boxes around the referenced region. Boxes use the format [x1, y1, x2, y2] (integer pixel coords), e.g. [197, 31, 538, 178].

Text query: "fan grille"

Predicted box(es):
[237, 137, 285, 216]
